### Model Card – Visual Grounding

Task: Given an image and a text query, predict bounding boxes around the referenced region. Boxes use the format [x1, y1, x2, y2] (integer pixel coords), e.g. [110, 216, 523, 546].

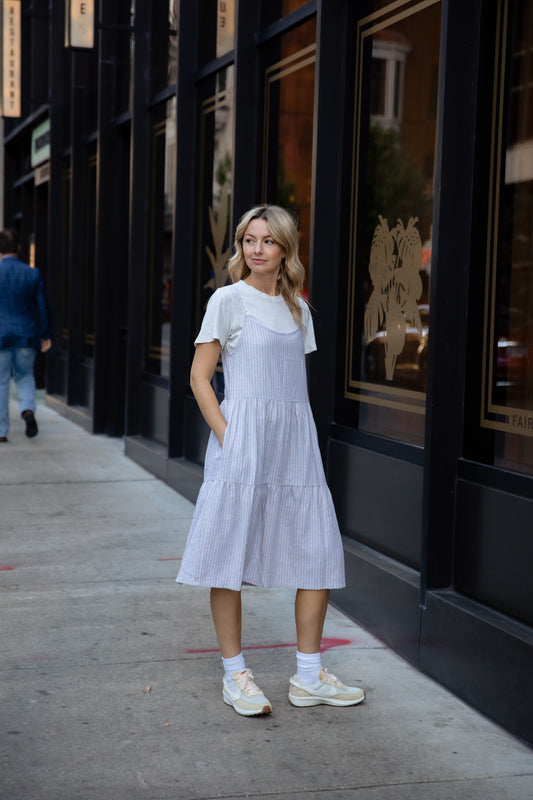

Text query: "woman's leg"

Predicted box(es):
[294, 588, 329, 652]
[290, 588, 365, 706]
[210, 587, 242, 658]
[211, 588, 272, 715]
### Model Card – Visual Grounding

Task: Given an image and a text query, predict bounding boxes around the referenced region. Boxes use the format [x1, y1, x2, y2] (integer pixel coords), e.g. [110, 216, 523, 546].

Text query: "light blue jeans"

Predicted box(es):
[0, 347, 37, 436]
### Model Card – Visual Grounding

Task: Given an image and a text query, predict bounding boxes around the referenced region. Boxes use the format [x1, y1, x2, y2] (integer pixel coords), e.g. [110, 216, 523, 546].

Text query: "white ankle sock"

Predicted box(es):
[222, 652, 246, 683]
[296, 650, 322, 685]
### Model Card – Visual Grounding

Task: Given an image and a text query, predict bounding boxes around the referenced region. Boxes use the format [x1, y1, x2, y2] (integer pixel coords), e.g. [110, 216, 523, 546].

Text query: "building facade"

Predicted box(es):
[3, 0, 533, 744]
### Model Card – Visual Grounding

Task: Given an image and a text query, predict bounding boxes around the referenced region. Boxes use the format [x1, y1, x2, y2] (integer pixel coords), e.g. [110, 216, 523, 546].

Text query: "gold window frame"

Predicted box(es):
[345, 0, 440, 416]
[481, 0, 533, 438]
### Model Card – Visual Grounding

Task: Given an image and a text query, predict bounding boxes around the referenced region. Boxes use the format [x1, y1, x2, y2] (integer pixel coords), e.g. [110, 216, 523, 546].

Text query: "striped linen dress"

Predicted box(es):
[177, 285, 345, 591]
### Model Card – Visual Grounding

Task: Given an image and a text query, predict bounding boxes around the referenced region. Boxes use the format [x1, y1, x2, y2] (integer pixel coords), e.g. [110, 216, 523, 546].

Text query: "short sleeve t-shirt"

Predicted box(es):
[195, 280, 317, 355]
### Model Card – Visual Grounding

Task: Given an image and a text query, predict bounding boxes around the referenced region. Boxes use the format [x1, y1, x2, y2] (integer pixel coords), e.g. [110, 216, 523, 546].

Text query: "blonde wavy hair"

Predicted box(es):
[227, 204, 306, 327]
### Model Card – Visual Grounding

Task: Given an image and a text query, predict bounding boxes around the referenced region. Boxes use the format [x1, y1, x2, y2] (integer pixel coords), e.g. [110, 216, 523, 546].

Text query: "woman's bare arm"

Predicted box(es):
[190, 340, 227, 446]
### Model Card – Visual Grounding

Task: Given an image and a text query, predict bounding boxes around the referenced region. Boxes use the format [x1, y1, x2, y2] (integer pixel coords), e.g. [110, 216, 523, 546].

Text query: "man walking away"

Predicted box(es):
[0, 229, 52, 443]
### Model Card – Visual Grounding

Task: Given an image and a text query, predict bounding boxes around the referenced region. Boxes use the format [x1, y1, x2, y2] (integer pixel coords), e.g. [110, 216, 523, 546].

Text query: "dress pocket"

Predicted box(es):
[203, 430, 224, 479]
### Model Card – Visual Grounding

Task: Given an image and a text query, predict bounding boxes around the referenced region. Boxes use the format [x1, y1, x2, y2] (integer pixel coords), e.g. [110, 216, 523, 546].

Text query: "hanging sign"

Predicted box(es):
[66, 0, 95, 49]
[1, 1, 21, 118]
[31, 118, 51, 168]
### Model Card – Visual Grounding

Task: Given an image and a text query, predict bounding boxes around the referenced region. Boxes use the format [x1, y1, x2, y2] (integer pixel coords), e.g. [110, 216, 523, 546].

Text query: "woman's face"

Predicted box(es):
[242, 218, 285, 281]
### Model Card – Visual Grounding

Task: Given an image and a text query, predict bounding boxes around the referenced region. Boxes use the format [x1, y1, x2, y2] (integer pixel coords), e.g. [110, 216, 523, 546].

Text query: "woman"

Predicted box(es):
[177, 205, 365, 716]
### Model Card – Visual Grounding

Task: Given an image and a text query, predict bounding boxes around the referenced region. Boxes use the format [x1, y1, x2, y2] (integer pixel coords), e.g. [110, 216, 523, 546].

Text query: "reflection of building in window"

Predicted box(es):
[506, 3, 533, 182]
[371, 31, 410, 131]
[201, 67, 234, 298]
[265, 19, 316, 290]
[494, 1, 533, 416]
[164, 96, 176, 233]
[168, 0, 178, 85]
[212, 69, 233, 212]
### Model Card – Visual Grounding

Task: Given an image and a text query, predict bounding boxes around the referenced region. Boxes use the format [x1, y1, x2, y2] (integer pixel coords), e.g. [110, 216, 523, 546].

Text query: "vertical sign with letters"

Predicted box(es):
[1, 0, 21, 118]
[67, 0, 95, 49]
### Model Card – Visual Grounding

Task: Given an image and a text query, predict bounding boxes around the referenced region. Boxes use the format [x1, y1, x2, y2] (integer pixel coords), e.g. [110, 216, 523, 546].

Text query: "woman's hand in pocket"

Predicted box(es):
[217, 422, 227, 448]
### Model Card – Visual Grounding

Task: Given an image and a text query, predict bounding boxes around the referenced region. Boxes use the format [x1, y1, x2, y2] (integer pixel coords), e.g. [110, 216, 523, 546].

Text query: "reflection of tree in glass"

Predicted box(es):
[215, 153, 232, 203]
[364, 215, 423, 380]
[366, 123, 430, 247]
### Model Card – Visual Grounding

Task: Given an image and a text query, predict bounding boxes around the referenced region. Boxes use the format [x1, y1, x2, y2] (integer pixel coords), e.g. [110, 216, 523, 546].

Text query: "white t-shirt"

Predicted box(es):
[195, 280, 317, 355]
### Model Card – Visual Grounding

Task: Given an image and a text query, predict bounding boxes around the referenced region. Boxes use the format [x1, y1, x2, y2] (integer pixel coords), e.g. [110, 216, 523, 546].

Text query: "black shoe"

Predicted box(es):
[22, 410, 38, 437]
[0, 436, 7, 442]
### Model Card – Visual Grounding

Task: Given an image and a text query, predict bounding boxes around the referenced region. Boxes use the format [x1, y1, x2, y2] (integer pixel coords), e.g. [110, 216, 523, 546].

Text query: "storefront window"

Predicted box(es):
[262, 18, 316, 295]
[84, 49, 99, 137]
[145, 97, 176, 377]
[151, 0, 178, 93]
[196, 66, 234, 333]
[342, 0, 441, 446]
[112, 0, 135, 116]
[481, 0, 533, 474]
[60, 164, 70, 345]
[261, 0, 312, 27]
[82, 148, 97, 358]
[198, 1, 235, 63]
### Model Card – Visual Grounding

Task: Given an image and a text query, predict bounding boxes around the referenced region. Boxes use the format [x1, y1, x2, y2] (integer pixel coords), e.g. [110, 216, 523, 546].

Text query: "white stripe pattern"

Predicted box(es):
[177, 287, 345, 591]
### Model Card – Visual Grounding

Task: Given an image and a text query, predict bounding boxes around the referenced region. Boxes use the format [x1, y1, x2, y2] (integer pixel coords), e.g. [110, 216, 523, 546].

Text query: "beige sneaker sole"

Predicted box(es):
[223, 690, 272, 716]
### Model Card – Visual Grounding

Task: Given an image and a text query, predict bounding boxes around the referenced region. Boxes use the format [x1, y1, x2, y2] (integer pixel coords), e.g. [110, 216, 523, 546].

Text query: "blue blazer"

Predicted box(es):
[0, 256, 51, 349]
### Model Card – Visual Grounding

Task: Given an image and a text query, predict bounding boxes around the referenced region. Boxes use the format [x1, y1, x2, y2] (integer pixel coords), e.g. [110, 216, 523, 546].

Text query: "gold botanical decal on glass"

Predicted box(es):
[204, 182, 230, 294]
[364, 215, 423, 381]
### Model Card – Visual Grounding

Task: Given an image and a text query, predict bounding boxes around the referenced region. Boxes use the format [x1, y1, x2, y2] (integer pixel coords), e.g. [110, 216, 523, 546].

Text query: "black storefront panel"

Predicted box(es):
[454, 479, 533, 626]
[328, 439, 423, 570]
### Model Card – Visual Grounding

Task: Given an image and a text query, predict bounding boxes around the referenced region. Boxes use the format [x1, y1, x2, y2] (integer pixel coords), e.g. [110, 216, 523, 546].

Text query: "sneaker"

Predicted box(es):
[22, 410, 38, 438]
[223, 669, 272, 716]
[289, 667, 366, 707]
[0, 436, 7, 442]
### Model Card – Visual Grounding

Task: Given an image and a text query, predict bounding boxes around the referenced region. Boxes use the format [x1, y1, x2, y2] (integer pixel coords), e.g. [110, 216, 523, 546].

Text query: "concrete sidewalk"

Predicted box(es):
[1, 394, 532, 800]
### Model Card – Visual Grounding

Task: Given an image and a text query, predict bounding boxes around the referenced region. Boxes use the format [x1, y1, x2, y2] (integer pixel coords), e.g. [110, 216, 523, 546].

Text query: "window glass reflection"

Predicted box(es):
[151, 0, 178, 93]
[199, 1, 235, 63]
[263, 18, 316, 295]
[196, 71, 234, 307]
[105, 0, 134, 116]
[145, 98, 176, 377]
[60, 164, 70, 346]
[343, 1, 441, 447]
[197, 67, 234, 306]
[261, 0, 312, 27]
[195, 68, 234, 394]
[169, 0, 178, 84]
[482, 0, 533, 473]
[82, 149, 97, 358]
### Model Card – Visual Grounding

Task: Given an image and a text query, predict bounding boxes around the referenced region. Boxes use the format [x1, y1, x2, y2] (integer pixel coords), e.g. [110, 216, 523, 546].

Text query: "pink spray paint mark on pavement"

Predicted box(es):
[186, 637, 354, 654]
[0, 565, 15, 571]
[156, 558, 182, 561]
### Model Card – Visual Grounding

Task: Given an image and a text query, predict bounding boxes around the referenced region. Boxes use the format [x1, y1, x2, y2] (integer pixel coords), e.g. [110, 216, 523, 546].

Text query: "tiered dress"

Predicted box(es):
[177, 281, 345, 591]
